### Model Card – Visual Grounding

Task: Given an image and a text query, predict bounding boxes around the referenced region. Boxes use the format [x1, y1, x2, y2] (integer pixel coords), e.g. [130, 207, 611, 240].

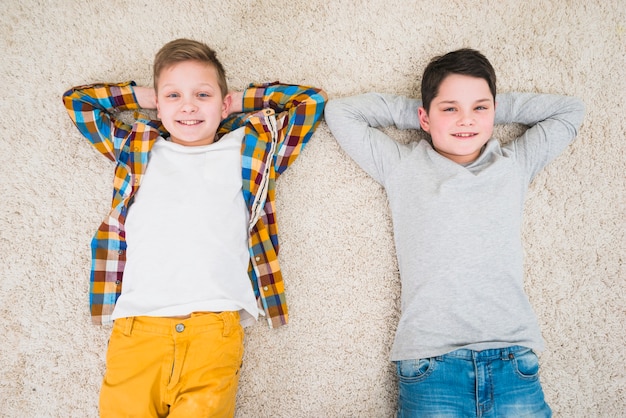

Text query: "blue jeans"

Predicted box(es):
[396, 346, 552, 417]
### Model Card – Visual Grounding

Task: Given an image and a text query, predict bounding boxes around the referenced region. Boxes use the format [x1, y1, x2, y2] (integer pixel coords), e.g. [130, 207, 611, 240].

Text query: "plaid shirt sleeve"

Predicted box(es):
[63, 81, 142, 161]
[245, 83, 327, 176]
[62, 81, 163, 325]
[224, 82, 327, 177]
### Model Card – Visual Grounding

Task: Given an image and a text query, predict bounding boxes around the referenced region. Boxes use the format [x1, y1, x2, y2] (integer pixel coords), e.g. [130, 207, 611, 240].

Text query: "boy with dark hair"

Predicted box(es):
[325, 48, 584, 416]
[63, 38, 326, 417]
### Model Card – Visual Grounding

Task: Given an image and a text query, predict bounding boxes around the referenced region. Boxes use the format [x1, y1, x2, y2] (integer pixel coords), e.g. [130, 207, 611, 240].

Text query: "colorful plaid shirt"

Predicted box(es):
[63, 81, 326, 327]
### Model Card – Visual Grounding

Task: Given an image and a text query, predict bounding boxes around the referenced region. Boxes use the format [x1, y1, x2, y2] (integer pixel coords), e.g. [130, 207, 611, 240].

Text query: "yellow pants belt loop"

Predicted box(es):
[122, 317, 134, 336]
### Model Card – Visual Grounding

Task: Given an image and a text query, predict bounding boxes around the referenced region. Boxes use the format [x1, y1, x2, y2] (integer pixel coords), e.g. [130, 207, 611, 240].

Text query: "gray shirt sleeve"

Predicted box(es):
[324, 93, 421, 184]
[495, 93, 586, 180]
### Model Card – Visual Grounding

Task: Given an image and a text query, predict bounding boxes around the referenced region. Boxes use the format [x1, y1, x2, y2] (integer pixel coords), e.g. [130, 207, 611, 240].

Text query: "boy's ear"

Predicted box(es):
[221, 94, 232, 119]
[418, 107, 430, 133]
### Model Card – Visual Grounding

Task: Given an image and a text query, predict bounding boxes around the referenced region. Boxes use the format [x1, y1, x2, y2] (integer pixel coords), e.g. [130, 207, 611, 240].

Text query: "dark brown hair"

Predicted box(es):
[421, 48, 496, 112]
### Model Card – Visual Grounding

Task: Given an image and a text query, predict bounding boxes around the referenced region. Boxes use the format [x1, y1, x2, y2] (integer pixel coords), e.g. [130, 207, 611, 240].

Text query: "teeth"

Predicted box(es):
[179, 120, 201, 125]
[456, 133, 474, 137]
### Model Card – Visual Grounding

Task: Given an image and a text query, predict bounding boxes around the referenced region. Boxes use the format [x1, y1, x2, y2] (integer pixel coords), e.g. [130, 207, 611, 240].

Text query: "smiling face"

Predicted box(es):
[156, 60, 230, 146]
[418, 74, 496, 164]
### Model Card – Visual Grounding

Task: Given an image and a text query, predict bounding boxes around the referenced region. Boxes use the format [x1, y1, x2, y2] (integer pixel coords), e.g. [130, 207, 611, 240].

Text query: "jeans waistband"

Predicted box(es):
[440, 345, 531, 361]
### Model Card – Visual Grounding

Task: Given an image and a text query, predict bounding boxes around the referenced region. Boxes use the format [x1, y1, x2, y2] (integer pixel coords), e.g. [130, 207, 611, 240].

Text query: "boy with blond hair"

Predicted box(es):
[64, 38, 326, 417]
[325, 48, 584, 417]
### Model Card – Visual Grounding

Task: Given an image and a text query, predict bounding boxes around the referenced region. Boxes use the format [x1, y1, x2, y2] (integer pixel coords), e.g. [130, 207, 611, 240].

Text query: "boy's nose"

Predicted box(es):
[458, 113, 474, 126]
[181, 101, 197, 112]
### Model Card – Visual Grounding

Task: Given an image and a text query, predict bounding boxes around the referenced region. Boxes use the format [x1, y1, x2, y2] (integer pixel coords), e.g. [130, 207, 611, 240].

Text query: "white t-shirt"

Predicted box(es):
[111, 127, 259, 321]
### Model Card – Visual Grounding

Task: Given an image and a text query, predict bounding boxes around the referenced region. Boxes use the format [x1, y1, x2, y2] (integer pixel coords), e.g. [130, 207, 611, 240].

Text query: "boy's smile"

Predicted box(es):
[156, 60, 231, 146]
[418, 74, 496, 164]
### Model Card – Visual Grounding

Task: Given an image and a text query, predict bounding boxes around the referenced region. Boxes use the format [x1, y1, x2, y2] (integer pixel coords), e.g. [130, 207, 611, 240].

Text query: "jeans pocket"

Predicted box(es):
[396, 358, 436, 383]
[511, 348, 540, 380]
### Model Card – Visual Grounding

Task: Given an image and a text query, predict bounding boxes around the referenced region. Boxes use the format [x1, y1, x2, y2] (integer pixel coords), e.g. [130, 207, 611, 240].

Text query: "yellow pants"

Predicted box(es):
[100, 311, 244, 418]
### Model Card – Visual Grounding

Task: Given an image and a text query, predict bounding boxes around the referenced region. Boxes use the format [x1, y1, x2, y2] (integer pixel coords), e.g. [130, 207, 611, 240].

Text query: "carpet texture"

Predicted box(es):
[1, 1, 624, 416]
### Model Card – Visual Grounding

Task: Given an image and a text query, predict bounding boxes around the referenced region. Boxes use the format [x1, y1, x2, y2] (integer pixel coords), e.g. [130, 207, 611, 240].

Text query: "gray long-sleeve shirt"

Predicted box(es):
[325, 92, 585, 361]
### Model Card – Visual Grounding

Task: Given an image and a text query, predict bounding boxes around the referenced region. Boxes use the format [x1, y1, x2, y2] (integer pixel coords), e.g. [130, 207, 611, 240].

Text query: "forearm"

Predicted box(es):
[133, 86, 157, 110]
[495, 92, 585, 129]
[496, 92, 586, 177]
[62, 81, 140, 160]
[326, 93, 421, 131]
[325, 93, 419, 183]
[221, 83, 326, 145]
[241, 82, 326, 114]
[236, 82, 326, 175]
[63, 81, 139, 115]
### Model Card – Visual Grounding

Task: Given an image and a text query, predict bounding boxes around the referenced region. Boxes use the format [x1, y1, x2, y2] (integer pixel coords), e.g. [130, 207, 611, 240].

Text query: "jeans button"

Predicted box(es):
[175, 323, 185, 333]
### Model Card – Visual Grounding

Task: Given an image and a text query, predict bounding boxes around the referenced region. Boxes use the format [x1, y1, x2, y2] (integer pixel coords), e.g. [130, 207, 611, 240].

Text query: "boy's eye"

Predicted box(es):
[198, 92, 211, 98]
[476, 106, 487, 110]
[443, 107, 456, 112]
[166, 93, 179, 98]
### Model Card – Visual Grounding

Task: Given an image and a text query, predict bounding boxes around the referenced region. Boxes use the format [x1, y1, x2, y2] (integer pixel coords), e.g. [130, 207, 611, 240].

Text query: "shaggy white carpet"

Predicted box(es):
[1, 1, 624, 416]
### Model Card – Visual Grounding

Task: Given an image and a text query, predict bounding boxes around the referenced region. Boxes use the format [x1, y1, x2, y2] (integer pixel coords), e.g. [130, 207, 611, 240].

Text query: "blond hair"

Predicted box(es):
[153, 38, 227, 97]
